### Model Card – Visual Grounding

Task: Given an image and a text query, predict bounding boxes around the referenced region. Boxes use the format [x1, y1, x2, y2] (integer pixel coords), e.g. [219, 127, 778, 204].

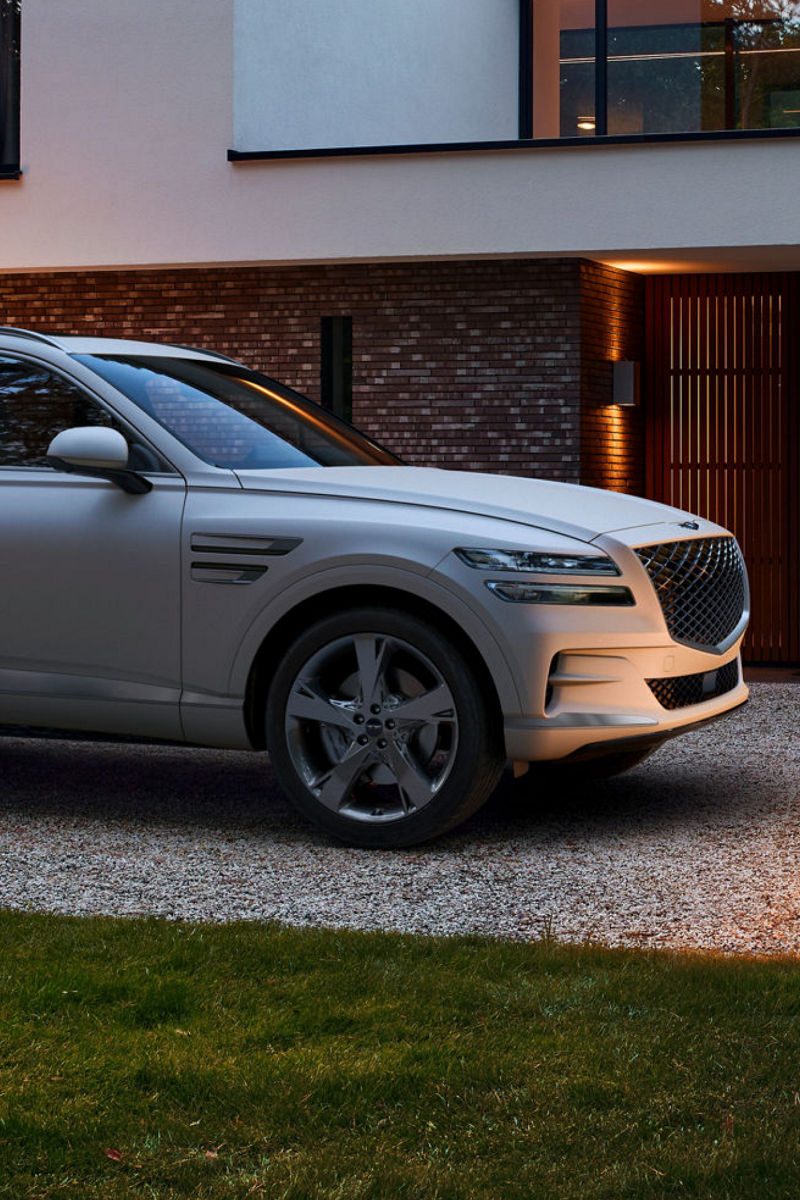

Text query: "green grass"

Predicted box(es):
[1, 912, 800, 1198]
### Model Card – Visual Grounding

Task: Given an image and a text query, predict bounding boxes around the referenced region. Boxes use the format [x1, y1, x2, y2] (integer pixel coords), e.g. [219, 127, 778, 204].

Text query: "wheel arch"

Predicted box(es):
[242, 583, 508, 752]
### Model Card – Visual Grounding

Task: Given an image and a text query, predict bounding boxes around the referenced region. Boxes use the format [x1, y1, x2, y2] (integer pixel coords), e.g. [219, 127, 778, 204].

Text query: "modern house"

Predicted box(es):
[1, 0, 799, 661]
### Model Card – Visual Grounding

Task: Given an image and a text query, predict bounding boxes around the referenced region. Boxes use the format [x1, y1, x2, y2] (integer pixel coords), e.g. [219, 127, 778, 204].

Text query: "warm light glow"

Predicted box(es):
[597, 404, 630, 493]
[601, 258, 699, 274]
[577, 116, 596, 130]
[238, 377, 357, 451]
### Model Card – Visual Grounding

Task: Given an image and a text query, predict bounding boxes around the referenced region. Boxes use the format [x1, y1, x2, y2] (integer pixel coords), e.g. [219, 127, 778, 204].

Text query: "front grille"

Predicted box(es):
[647, 658, 740, 710]
[635, 536, 747, 650]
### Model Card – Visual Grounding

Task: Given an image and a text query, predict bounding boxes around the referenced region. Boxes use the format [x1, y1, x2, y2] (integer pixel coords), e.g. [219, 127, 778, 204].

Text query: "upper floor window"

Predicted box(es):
[531, 0, 800, 138]
[0, 0, 20, 170]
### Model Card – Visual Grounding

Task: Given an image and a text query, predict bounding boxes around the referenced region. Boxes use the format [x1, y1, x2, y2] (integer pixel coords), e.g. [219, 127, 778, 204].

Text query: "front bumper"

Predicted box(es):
[504, 646, 747, 762]
[433, 524, 750, 767]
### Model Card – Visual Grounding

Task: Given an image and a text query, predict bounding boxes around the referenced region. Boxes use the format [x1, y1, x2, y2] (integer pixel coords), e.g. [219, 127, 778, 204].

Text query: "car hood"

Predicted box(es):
[234, 466, 714, 542]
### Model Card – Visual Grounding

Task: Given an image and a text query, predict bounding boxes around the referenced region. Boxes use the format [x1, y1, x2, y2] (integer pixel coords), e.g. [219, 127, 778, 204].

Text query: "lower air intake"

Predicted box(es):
[647, 658, 740, 710]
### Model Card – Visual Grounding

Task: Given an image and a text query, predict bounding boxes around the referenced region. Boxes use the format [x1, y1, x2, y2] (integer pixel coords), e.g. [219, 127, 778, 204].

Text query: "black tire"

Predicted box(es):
[265, 607, 504, 847]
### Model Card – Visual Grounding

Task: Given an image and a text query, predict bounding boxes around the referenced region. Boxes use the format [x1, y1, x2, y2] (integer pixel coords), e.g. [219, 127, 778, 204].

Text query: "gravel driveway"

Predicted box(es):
[1, 681, 798, 955]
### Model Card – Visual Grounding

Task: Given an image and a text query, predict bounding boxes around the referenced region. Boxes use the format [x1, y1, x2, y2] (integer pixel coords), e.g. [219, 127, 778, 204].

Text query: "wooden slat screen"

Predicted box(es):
[645, 274, 800, 664]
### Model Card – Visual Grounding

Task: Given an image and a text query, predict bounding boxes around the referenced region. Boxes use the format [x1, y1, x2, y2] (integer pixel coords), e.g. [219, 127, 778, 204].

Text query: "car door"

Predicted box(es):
[0, 353, 186, 739]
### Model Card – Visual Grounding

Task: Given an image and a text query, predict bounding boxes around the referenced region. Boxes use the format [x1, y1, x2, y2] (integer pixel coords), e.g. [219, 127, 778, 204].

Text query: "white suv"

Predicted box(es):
[0, 328, 749, 846]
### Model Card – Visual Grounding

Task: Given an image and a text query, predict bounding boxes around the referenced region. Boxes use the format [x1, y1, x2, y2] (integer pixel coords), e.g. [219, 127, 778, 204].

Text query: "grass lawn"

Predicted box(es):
[1, 912, 800, 1198]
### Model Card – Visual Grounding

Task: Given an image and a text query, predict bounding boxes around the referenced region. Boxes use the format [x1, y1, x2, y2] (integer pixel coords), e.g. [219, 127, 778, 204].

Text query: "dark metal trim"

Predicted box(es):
[228, 125, 800, 162]
[320, 315, 352, 422]
[724, 18, 736, 131]
[189, 534, 302, 556]
[594, 0, 608, 137]
[0, 165, 20, 179]
[190, 563, 268, 584]
[0, 326, 63, 346]
[518, 0, 533, 140]
[45, 456, 153, 495]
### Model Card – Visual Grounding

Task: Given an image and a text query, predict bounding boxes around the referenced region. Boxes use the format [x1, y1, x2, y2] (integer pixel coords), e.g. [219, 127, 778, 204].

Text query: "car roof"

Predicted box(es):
[0, 327, 239, 363]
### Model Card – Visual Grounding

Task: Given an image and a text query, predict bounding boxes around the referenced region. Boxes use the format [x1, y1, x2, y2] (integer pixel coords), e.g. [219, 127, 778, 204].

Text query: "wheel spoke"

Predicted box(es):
[286, 680, 355, 730]
[389, 683, 454, 727]
[353, 634, 390, 708]
[280, 623, 470, 831]
[382, 740, 436, 813]
[310, 742, 376, 813]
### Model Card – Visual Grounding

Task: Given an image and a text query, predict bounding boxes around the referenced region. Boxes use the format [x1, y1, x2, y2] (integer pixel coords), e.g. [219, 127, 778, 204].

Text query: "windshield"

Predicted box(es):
[74, 355, 401, 469]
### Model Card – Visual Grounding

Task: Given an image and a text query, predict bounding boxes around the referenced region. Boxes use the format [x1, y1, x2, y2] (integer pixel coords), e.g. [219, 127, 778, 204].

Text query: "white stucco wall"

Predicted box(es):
[234, 0, 520, 150]
[0, 0, 799, 273]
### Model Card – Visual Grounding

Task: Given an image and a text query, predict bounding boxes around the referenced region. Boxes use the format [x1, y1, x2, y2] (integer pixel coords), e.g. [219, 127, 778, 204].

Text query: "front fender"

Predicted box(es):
[227, 561, 523, 715]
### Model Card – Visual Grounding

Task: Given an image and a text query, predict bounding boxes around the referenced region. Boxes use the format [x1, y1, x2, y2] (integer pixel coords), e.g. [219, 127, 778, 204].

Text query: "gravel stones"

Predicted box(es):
[1, 682, 798, 954]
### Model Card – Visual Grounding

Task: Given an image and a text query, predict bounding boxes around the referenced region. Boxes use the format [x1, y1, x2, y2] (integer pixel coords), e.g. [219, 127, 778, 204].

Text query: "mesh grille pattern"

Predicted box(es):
[635, 537, 746, 649]
[647, 658, 740, 710]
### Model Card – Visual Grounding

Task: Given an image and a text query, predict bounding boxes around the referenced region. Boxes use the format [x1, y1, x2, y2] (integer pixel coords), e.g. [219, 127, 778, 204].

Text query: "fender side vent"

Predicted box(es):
[190, 534, 302, 556]
[191, 562, 268, 584]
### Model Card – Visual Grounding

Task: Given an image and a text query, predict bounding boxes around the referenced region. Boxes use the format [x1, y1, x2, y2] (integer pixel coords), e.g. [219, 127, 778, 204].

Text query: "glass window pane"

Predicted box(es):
[0, 357, 125, 468]
[608, 0, 723, 134]
[77, 356, 400, 469]
[607, 0, 800, 135]
[558, 0, 597, 136]
[733, 12, 800, 130]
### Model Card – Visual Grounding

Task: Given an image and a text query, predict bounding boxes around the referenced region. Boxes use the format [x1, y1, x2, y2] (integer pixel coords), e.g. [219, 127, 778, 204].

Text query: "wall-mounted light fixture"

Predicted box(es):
[612, 360, 640, 407]
[577, 115, 596, 132]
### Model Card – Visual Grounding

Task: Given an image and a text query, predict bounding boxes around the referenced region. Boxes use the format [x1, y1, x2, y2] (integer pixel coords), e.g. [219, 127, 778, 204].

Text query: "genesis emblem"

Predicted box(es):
[679, 520, 700, 530]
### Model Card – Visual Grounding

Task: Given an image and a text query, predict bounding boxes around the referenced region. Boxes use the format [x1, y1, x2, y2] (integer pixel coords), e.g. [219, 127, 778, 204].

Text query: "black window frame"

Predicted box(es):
[0, 0, 19, 177]
[320, 316, 353, 424]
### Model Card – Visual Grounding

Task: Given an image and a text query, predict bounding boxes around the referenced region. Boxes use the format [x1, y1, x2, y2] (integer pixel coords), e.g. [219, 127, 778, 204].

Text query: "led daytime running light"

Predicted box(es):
[486, 581, 635, 606]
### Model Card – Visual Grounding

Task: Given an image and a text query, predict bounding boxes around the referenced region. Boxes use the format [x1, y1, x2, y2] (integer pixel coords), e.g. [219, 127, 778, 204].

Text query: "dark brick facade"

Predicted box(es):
[0, 258, 643, 488]
[579, 260, 646, 495]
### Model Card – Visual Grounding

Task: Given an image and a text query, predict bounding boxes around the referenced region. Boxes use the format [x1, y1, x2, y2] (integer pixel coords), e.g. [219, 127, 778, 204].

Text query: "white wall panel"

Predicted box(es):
[233, 0, 520, 150]
[1, 0, 800, 273]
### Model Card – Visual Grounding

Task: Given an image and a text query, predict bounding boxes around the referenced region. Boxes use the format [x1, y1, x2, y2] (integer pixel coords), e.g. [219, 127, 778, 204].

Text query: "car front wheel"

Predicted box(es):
[265, 607, 504, 847]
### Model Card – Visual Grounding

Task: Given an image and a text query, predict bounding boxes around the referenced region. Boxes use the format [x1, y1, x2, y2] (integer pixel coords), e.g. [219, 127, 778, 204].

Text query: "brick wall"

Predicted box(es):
[0, 257, 642, 486]
[579, 260, 645, 494]
[0, 259, 585, 480]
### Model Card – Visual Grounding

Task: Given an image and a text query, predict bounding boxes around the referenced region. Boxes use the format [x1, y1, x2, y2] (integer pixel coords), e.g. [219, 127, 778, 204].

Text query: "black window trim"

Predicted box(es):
[228, 0, 800, 163]
[0, 0, 20, 175]
[228, 124, 800, 163]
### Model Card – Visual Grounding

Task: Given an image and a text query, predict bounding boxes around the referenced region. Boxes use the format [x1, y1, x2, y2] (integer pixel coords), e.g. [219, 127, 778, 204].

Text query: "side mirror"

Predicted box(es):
[46, 427, 152, 494]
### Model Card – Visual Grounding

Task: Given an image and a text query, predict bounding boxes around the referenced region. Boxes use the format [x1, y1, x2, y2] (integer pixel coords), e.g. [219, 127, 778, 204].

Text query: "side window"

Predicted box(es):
[0, 356, 158, 470]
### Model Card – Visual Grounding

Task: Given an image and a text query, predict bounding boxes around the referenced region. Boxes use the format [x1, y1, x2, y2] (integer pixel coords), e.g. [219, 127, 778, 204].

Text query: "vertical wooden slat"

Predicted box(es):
[713, 283, 727, 531]
[785, 275, 800, 661]
[644, 271, 796, 664]
[762, 279, 773, 659]
[644, 275, 663, 504]
[680, 275, 691, 513]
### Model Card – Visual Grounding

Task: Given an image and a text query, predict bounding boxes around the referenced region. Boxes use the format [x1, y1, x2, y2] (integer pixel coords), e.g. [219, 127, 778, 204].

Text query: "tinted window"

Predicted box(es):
[0, 357, 123, 468]
[75, 355, 400, 469]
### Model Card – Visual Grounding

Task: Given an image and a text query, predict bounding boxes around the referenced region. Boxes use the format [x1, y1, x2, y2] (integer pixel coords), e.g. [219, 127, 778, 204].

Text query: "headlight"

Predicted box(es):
[486, 581, 635, 605]
[455, 547, 620, 575]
